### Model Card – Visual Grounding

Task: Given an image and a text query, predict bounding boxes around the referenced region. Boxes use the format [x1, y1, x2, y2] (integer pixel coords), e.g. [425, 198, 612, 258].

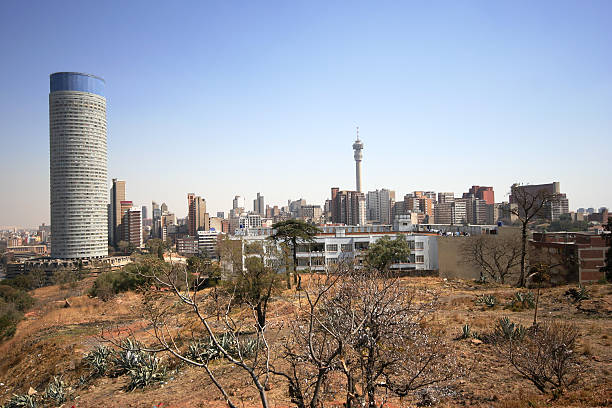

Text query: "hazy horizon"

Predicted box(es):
[1, 1, 611, 228]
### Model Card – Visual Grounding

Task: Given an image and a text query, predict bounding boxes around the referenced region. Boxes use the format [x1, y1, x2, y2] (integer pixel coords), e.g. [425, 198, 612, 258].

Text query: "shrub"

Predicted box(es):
[84, 345, 113, 377]
[0, 299, 23, 341]
[504, 321, 581, 396]
[565, 285, 590, 303]
[0, 285, 34, 312]
[126, 353, 166, 391]
[44, 376, 67, 405]
[88, 269, 147, 301]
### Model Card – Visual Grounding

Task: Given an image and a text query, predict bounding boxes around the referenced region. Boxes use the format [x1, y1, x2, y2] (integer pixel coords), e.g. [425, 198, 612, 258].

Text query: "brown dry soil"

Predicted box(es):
[0, 277, 610, 408]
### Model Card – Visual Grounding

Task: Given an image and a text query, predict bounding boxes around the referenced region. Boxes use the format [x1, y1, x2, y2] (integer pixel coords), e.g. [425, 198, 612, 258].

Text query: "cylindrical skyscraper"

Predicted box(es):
[352, 127, 364, 193]
[50, 72, 108, 259]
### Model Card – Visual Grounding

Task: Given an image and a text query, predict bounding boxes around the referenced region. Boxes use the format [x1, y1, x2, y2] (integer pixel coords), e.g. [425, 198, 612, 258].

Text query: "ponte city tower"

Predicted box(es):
[49, 72, 108, 259]
[352, 127, 364, 192]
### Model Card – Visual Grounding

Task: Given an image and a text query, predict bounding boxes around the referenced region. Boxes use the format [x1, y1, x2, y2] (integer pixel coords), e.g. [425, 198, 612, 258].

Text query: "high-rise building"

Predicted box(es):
[437, 192, 455, 204]
[232, 196, 241, 210]
[50, 72, 108, 259]
[330, 188, 366, 226]
[124, 207, 142, 248]
[463, 186, 495, 205]
[434, 201, 467, 225]
[141, 205, 148, 220]
[353, 127, 364, 192]
[217, 212, 225, 219]
[367, 189, 395, 225]
[253, 193, 265, 215]
[188, 194, 209, 235]
[109, 179, 126, 246]
[510, 182, 569, 221]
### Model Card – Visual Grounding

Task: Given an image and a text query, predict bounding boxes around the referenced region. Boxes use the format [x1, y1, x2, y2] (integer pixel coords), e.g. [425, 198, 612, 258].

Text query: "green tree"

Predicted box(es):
[269, 220, 321, 289]
[228, 242, 283, 331]
[365, 235, 411, 273]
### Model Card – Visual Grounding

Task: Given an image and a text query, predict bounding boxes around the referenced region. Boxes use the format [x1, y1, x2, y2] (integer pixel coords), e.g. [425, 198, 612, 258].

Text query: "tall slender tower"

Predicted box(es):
[50, 72, 108, 259]
[352, 127, 364, 193]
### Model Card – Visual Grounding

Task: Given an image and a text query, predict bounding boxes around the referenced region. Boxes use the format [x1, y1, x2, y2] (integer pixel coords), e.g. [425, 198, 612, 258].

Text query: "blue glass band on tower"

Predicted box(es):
[50, 72, 105, 97]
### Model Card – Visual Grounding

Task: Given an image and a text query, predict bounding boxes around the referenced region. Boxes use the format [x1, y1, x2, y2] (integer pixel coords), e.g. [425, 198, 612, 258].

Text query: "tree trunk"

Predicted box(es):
[256, 302, 266, 332]
[292, 239, 301, 290]
[533, 284, 541, 326]
[519, 222, 528, 287]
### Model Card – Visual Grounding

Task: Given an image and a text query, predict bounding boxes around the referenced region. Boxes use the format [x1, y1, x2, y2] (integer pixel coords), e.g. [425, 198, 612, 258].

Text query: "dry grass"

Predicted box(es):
[0, 276, 610, 407]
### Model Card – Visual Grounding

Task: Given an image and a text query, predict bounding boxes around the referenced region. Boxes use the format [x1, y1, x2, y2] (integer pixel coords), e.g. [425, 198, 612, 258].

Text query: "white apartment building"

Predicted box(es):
[197, 230, 219, 258]
[236, 225, 438, 273]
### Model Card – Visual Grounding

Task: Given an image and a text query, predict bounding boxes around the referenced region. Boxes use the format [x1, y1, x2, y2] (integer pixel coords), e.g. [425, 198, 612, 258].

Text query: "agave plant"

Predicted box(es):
[187, 332, 259, 363]
[44, 376, 67, 405]
[475, 294, 498, 308]
[511, 291, 535, 309]
[458, 324, 471, 339]
[4, 394, 37, 408]
[84, 345, 113, 377]
[127, 353, 166, 391]
[494, 316, 526, 341]
[113, 339, 146, 375]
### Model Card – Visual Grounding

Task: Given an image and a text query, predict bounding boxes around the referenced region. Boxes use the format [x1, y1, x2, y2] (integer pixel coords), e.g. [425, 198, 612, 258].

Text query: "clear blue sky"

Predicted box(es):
[1, 0, 611, 227]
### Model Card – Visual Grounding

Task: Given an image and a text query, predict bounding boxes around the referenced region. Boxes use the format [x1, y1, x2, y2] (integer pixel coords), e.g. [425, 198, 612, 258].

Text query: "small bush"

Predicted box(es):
[88, 269, 147, 301]
[3, 394, 37, 408]
[126, 353, 166, 391]
[84, 345, 113, 377]
[0, 285, 34, 312]
[503, 321, 581, 396]
[565, 285, 590, 303]
[44, 376, 67, 405]
[0, 299, 23, 341]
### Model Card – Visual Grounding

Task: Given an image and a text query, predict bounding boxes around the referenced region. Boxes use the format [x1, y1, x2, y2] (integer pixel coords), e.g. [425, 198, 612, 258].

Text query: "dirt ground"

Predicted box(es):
[0, 276, 610, 407]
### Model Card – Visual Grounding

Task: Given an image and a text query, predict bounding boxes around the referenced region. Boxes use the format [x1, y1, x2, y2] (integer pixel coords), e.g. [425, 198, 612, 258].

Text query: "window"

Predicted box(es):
[355, 242, 369, 250]
[416, 255, 424, 263]
[326, 244, 338, 252]
[341, 244, 353, 252]
[415, 241, 424, 250]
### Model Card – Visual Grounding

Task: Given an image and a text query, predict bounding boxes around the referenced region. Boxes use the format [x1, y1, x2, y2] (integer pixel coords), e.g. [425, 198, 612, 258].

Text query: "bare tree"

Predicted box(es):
[504, 321, 582, 397]
[274, 263, 460, 408]
[507, 184, 553, 287]
[461, 235, 522, 284]
[104, 259, 273, 408]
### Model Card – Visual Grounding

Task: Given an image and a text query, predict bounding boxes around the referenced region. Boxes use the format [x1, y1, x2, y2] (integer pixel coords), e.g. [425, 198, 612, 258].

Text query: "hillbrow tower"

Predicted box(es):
[50, 72, 108, 259]
[352, 127, 364, 192]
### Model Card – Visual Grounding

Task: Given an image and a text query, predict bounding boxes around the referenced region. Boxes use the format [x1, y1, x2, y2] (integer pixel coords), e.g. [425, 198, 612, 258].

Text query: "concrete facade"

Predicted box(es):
[49, 72, 108, 259]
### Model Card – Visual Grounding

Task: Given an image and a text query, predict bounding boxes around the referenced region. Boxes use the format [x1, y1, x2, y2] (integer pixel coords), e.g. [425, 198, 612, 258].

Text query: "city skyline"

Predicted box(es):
[1, 1, 611, 227]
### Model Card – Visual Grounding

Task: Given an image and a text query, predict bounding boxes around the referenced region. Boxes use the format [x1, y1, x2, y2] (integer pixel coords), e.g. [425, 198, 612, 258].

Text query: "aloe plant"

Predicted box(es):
[495, 316, 526, 341]
[475, 294, 498, 308]
[44, 376, 67, 404]
[126, 353, 166, 390]
[84, 345, 113, 377]
[4, 394, 37, 408]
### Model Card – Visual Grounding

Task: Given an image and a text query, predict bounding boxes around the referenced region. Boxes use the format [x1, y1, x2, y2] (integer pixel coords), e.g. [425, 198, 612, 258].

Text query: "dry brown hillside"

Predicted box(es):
[0, 276, 610, 408]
